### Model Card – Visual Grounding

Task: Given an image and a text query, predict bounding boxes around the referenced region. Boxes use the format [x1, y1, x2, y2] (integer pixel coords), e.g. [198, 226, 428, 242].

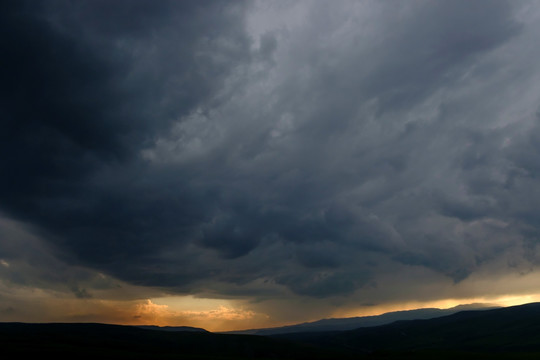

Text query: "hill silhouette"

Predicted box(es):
[274, 302, 540, 358]
[225, 303, 496, 335]
[4, 303, 540, 359]
[137, 325, 208, 332]
[0, 322, 352, 359]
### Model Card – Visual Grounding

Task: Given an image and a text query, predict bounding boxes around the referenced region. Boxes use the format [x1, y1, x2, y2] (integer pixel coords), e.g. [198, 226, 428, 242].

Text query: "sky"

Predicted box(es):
[2, 0, 540, 332]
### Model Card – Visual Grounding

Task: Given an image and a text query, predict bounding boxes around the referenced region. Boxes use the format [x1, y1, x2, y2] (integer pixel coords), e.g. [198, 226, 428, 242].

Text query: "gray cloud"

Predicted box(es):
[2, 0, 540, 307]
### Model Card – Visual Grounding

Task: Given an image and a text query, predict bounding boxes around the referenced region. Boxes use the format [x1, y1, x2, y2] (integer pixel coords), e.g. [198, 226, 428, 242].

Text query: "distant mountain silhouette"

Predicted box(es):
[225, 303, 497, 335]
[137, 325, 208, 332]
[4, 303, 540, 359]
[274, 302, 540, 357]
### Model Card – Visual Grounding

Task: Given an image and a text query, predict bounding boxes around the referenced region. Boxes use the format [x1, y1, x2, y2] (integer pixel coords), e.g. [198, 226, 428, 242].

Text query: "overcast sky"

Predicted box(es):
[2, 0, 540, 331]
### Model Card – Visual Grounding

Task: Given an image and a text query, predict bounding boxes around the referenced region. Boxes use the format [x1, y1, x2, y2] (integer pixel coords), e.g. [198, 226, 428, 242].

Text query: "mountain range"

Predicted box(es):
[3, 302, 540, 359]
[224, 303, 497, 335]
[274, 302, 540, 358]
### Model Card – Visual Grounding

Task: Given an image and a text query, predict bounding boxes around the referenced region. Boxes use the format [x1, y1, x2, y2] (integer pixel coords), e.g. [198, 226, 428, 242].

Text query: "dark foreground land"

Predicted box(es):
[0, 322, 350, 360]
[4, 302, 540, 359]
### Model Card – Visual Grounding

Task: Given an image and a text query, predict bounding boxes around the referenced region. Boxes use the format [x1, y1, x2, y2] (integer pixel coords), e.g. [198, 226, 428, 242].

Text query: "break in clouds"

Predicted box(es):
[2, 0, 540, 308]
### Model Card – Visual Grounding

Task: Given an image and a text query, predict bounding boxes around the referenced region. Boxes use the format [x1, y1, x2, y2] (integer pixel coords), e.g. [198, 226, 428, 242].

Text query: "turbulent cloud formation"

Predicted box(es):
[2, 0, 540, 324]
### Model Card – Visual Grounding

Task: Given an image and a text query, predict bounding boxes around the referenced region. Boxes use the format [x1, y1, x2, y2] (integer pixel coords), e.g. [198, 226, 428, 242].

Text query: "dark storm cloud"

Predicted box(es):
[0, 0, 251, 278]
[1, 0, 540, 301]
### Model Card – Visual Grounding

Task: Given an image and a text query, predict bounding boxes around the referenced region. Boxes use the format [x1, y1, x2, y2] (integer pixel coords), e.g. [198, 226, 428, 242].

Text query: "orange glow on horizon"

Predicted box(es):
[124, 298, 269, 331]
[132, 292, 540, 331]
[4, 280, 540, 332]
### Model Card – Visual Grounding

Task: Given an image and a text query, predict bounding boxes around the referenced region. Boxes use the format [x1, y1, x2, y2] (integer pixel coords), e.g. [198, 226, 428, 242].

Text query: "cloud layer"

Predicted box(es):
[2, 0, 540, 323]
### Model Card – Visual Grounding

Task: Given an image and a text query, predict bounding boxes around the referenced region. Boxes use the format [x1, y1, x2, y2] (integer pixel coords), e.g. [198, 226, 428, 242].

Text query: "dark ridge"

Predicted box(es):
[224, 303, 497, 335]
[0, 322, 354, 359]
[137, 325, 208, 332]
[273, 302, 540, 357]
[4, 303, 540, 359]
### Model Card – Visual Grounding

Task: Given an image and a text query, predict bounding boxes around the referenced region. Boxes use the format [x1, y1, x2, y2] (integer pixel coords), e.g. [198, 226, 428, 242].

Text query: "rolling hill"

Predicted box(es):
[274, 302, 540, 358]
[3, 303, 540, 359]
[0, 322, 353, 359]
[225, 303, 496, 335]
